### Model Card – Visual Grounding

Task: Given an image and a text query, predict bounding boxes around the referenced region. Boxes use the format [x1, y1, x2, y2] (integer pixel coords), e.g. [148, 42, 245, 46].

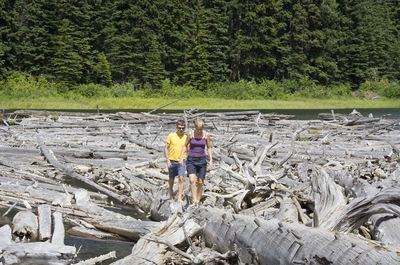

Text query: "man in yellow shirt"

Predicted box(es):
[164, 120, 187, 202]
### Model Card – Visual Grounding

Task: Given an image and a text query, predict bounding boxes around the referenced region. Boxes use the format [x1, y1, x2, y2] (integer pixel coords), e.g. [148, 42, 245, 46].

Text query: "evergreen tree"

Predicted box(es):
[204, 0, 231, 82]
[50, 0, 93, 86]
[230, 0, 281, 81]
[3, 0, 57, 76]
[104, 0, 165, 86]
[51, 19, 85, 87]
[95, 52, 112, 87]
[182, 0, 211, 90]
[342, 0, 397, 84]
[0, 0, 12, 78]
[143, 36, 166, 89]
[159, 0, 192, 84]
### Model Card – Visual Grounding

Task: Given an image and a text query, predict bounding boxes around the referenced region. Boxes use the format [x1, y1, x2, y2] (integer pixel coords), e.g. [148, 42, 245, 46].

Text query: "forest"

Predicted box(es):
[0, 0, 400, 99]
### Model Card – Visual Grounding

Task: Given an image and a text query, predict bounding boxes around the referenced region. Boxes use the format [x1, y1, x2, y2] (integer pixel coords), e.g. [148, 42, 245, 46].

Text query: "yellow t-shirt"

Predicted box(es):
[166, 132, 187, 161]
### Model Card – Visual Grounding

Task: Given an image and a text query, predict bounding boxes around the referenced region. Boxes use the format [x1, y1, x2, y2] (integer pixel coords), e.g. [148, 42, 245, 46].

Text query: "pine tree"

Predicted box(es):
[159, 0, 192, 84]
[0, 0, 12, 78]
[143, 36, 166, 89]
[341, 0, 397, 84]
[95, 52, 112, 87]
[182, 0, 211, 90]
[51, 19, 85, 87]
[230, 0, 281, 81]
[50, 0, 93, 86]
[203, 0, 231, 82]
[3, 0, 57, 76]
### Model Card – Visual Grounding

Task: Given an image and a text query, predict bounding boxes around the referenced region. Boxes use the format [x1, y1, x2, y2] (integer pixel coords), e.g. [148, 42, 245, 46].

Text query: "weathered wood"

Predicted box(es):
[12, 210, 38, 242]
[199, 207, 400, 265]
[38, 205, 52, 241]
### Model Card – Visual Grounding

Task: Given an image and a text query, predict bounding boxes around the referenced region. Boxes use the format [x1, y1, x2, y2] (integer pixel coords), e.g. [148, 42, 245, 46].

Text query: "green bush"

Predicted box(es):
[205, 80, 269, 100]
[141, 79, 204, 98]
[381, 81, 400, 98]
[327, 83, 352, 97]
[359, 79, 388, 93]
[261, 79, 288, 99]
[1, 71, 59, 98]
[109, 82, 137, 97]
[73, 83, 108, 98]
[359, 79, 400, 98]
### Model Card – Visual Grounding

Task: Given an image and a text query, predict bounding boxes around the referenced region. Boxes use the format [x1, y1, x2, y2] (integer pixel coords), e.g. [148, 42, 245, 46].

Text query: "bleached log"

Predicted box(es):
[310, 166, 346, 228]
[111, 212, 202, 265]
[1, 242, 76, 265]
[73, 251, 117, 265]
[12, 210, 38, 241]
[200, 207, 400, 265]
[37, 135, 133, 204]
[38, 204, 52, 241]
[67, 226, 122, 240]
[329, 187, 400, 233]
[370, 214, 400, 245]
[0, 225, 12, 248]
[275, 196, 299, 223]
[51, 211, 65, 245]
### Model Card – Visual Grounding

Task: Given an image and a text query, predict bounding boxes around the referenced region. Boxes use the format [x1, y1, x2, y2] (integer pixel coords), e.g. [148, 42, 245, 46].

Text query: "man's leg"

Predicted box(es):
[168, 177, 175, 200]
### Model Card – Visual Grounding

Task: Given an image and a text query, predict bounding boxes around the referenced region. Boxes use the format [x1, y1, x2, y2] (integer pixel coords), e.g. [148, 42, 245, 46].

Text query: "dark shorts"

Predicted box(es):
[187, 156, 207, 179]
[168, 160, 186, 179]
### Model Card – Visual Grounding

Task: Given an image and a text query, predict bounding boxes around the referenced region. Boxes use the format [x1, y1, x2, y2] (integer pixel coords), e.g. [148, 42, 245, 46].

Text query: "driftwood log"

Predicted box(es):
[0, 108, 400, 264]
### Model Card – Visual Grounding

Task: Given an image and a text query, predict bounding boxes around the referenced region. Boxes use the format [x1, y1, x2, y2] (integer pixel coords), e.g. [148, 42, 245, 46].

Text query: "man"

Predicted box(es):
[164, 120, 187, 202]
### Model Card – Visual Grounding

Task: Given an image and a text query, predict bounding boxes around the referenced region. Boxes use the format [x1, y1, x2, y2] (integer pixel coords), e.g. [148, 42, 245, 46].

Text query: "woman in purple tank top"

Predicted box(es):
[179, 118, 213, 207]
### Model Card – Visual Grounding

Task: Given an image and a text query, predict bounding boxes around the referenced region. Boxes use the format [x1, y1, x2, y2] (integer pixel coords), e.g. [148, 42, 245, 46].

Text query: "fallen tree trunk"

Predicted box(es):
[198, 207, 400, 265]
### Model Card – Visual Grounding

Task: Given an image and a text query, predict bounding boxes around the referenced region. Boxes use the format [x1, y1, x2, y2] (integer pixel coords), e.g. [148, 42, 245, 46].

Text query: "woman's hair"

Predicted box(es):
[194, 118, 204, 129]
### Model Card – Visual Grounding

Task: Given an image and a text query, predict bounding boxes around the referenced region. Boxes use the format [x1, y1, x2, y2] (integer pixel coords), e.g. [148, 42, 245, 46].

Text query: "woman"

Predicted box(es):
[179, 118, 213, 206]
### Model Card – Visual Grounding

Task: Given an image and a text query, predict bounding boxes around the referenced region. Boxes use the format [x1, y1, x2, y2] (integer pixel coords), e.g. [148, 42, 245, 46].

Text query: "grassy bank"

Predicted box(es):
[1, 96, 399, 111]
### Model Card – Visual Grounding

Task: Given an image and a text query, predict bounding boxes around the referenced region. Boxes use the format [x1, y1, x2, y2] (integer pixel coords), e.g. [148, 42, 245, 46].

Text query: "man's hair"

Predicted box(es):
[176, 120, 185, 126]
[194, 118, 204, 128]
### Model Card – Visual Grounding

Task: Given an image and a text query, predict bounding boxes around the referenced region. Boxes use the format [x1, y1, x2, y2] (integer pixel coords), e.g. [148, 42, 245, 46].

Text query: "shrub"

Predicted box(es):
[381, 81, 400, 98]
[155, 79, 203, 98]
[205, 80, 267, 100]
[73, 83, 108, 98]
[1, 71, 59, 98]
[109, 82, 137, 97]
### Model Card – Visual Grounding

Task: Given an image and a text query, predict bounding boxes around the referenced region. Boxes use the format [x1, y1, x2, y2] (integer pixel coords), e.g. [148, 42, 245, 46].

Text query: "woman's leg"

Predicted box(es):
[196, 177, 204, 204]
[177, 175, 184, 202]
[189, 173, 198, 205]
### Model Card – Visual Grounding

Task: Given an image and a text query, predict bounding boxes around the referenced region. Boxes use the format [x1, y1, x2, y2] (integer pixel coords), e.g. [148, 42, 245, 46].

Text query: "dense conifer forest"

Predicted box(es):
[0, 0, 399, 98]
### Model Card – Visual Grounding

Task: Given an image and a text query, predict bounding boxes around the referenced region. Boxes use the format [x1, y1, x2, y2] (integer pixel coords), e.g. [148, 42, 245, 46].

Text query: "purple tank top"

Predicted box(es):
[188, 135, 206, 157]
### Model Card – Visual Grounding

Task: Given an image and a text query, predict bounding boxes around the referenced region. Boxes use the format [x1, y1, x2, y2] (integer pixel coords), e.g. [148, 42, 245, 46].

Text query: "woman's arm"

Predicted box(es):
[206, 133, 213, 169]
[179, 133, 190, 165]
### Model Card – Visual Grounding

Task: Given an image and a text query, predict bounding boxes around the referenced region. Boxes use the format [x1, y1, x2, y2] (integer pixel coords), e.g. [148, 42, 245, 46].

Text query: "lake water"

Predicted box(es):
[4, 108, 400, 120]
[103, 108, 400, 120]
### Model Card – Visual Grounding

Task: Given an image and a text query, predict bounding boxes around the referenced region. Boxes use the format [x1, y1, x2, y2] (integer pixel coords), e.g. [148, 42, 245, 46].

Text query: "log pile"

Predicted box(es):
[0, 108, 400, 264]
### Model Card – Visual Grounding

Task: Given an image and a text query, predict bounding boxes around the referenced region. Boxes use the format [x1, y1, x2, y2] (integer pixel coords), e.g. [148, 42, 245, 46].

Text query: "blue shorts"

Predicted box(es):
[187, 156, 207, 179]
[168, 160, 186, 179]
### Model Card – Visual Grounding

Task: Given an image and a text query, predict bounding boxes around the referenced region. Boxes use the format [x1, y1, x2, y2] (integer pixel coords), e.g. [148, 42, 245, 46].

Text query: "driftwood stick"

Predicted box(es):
[73, 251, 117, 265]
[37, 135, 132, 204]
[146, 96, 186, 114]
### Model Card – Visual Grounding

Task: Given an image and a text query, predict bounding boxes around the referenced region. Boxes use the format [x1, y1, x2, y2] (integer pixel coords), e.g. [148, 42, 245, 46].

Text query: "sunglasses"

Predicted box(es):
[177, 126, 185, 130]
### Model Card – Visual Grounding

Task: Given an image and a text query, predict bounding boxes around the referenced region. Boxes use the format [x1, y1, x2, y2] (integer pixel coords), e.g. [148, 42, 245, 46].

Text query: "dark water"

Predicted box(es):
[65, 236, 133, 264]
[5, 108, 400, 119]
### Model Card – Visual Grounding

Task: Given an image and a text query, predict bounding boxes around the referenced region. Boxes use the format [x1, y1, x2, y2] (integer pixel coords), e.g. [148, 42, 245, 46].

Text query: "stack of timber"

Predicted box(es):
[0, 109, 400, 264]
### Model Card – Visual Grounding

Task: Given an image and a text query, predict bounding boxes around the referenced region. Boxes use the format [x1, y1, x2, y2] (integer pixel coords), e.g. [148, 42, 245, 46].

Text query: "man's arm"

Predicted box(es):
[164, 143, 171, 168]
